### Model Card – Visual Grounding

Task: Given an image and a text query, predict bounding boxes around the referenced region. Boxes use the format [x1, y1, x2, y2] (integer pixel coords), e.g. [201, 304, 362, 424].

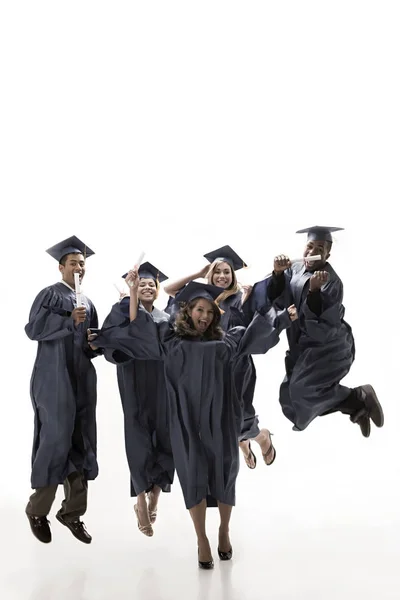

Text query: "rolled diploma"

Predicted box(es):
[291, 254, 321, 263]
[126, 251, 145, 287]
[263, 255, 322, 278]
[74, 273, 82, 307]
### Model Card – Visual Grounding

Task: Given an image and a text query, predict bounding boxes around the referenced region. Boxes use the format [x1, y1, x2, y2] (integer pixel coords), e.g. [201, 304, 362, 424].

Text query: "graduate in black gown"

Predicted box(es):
[243, 226, 384, 437]
[92, 268, 297, 568]
[24, 236, 101, 545]
[95, 262, 174, 538]
[164, 245, 276, 470]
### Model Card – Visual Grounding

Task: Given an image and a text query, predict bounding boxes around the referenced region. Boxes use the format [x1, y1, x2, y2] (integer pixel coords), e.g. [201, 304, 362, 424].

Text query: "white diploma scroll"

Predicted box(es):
[74, 273, 82, 307]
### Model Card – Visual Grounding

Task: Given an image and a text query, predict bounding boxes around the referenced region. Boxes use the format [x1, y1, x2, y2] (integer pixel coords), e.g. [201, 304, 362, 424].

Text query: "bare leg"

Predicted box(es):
[253, 428, 276, 465]
[134, 491, 153, 537]
[239, 440, 256, 468]
[147, 485, 161, 524]
[217, 502, 232, 553]
[189, 499, 212, 562]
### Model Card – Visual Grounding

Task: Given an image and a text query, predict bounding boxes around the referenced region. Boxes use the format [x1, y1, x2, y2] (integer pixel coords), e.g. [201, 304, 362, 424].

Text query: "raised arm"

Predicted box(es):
[94, 310, 164, 361]
[163, 265, 210, 298]
[232, 303, 298, 357]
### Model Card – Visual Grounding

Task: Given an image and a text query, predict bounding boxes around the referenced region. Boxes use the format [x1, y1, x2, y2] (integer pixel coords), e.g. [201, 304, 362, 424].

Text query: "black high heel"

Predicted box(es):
[198, 548, 214, 569]
[218, 547, 233, 561]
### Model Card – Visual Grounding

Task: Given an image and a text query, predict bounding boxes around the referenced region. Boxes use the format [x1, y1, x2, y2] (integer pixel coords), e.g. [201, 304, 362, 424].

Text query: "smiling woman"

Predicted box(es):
[174, 295, 223, 341]
[94, 271, 296, 568]
[94, 261, 174, 538]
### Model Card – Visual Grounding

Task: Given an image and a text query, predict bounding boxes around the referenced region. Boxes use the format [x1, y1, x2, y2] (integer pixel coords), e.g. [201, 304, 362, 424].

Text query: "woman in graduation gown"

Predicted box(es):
[243, 226, 384, 437]
[91, 269, 297, 568]
[97, 262, 174, 538]
[163, 245, 276, 469]
[25, 236, 100, 545]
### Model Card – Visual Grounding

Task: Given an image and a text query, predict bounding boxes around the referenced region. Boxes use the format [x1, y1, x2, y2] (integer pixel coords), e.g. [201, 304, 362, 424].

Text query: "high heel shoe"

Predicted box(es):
[134, 504, 153, 537]
[146, 493, 158, 524]
[198, 548, 214, 569]
[262, 430, 276, 466]
[218, 547, 233, 561]
[148, 508, 157, 525]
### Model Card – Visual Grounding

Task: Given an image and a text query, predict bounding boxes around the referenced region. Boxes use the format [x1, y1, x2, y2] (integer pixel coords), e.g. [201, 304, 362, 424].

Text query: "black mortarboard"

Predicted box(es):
[122, 261, 168, 283]
[296, 226, 344, 243]
[46, 235, 95, 262]
[203, 245, 247, 271]
[174, 281, 224, 304]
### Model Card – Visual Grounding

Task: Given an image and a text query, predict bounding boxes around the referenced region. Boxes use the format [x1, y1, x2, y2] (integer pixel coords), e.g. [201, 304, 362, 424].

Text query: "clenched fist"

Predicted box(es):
[273, 255, 291, 274]
[309, 270, 329, 292]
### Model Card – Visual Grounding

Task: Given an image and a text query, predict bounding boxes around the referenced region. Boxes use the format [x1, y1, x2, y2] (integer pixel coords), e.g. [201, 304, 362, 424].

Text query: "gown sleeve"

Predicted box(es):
[82, 302, 103, 359]
[225, 305, 293, 357]
[301, 278, 345, 343]
[25, 287, 75, 341]
[95, 310, 164, 361]
[99, 302, 134, 365]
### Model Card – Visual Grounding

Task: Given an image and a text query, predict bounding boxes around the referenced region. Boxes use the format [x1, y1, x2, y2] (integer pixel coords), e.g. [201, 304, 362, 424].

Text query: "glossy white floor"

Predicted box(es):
[1, 352, 398, 600]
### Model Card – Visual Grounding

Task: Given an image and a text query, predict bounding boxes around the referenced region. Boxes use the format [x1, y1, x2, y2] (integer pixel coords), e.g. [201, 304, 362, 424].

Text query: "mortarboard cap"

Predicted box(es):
[122, 261, 168, 283]
[46, 235, 95, 262]
[203, 245, 247, 271]
[174, 281, 224, 304]
[296, 226, 344, 243]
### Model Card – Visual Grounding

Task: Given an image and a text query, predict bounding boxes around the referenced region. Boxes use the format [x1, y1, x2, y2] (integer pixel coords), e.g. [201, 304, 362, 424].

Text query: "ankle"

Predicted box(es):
[255, 428, 268, 442]
[197, 534, 209, 545]
[137, 497, 148, 510]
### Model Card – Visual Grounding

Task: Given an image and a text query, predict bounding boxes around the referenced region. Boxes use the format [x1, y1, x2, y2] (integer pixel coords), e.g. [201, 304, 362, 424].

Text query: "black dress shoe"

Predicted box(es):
[357, 414, 371, 438]
[218, 547, 233, 560]
[357, 385, 384, 427]
[27, 515, 52, 543]
[56, 513, 92, 544]
[198, 549, 214, 569]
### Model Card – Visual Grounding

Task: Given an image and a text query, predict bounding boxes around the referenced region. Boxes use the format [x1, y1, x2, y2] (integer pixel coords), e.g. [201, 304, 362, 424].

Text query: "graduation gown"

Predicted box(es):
[101, 300, 174, 497]
[25, 281, 100, 489]
[218, 292, 260, 442]
[95, 306, 292, 509]
[244, 262, 355, 431]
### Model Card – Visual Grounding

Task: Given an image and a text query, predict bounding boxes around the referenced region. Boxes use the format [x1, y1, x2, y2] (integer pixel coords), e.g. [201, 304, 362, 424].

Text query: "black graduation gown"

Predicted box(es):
[244, 262, 355, 431]
[25, 282, 100, 489]
[100, 300, 174, 497]
[218, 293, 260, 441]
[95, 306, 292, 509]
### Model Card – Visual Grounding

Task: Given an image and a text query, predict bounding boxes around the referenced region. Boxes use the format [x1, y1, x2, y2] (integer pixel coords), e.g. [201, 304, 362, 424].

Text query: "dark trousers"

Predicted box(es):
[322, 388, 363, 417]
[26, 471, 88, 522]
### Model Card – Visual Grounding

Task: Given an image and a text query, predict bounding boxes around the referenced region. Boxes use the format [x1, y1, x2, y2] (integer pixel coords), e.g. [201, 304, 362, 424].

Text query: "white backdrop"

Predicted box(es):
[0, 2, 399, 599]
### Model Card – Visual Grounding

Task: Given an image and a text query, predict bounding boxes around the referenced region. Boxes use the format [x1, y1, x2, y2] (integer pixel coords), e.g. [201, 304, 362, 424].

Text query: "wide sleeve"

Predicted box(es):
[242, 273, 292, 325]
[25, 287, 74, 342]
[98, 303, 133, 365]
[227, 305, 293, 357]
[94, 310, 164, 361]
[82, 302, 103, 359]
[301, 278, 345, 343]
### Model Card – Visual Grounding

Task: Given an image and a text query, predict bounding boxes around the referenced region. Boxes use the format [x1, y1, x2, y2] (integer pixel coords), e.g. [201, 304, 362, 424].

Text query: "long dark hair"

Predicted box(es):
[174, 298, 224, 341]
